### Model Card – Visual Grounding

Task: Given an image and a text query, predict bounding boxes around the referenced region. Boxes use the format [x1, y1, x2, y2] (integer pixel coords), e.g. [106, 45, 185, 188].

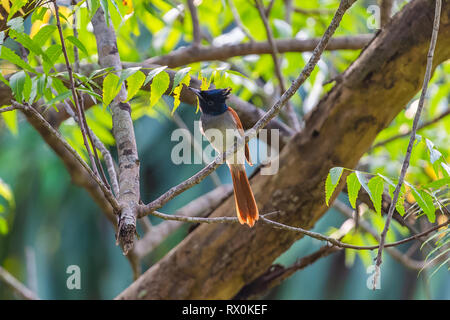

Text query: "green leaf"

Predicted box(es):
[102, 73, 121, 106]
[144, 66, 168, 86]
[66, 35, 89, 57]
[32, 7, 49, 23]
[368, 176, 384, 216]
[425, 139, 442, 164]
[406, 182, 436, 223]
[7, 17, 24, 33]
[32, 25, 57, 45]
[7, 0, 27, 21]
[46, 91, 72, 107]
[89, 0, 101, 19]
[9, 29, 44, 56]
[124, 70, 145, 102]
[22, 73, 32, 102]
[226, 69, 248, 79]
[356, 171, 372, 199]
[76, 87, 102, 103]
[325, 167, 343, 206]
[150, 71, 170, 107]
[0, 46, 36, 73]
[9, 71, 26, 102]
[172, 75, 191, 114]
[118, 67, 142, 87]
[0, 72, 9, 86]
[172, 67, 191, 91]
[43, 44, 62, 74]
[346, 172, 361, 209]
[100, 0, 110, 26]
[424, 177, 450, 189]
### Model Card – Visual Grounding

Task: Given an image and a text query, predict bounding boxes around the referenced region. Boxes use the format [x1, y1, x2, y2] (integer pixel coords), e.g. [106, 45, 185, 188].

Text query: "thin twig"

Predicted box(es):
[52, 0, 102, 180]
[61, 101, 120, 196]
[0, 105, 19, 113]
[71, 0, 80, 73]
[264, 0, 275, 17]
[370, 109, 450, 150]
[373, 0, 442, 289]
[0, 266, 39, 300]
[380, 0, 394, 27]
[187, 0, 201, 47]
[142, 207, 450, 251]
[255, 0, 301, 132]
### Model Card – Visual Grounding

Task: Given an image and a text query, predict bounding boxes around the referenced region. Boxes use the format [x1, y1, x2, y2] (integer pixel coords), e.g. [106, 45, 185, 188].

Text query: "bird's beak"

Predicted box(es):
[187, 86, 200, 96]
[187, 86, 204, 100]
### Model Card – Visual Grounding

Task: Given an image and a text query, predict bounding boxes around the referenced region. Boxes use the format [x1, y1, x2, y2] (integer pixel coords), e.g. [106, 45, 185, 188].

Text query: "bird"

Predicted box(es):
[188, 87, 259, 227]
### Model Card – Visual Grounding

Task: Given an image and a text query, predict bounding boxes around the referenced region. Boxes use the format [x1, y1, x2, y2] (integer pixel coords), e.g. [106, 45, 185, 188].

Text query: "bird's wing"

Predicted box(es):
[227, 107, 253, 166]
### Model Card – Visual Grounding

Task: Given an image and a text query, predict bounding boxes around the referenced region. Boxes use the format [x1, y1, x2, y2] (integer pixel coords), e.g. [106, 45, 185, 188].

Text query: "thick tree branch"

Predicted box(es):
[143, 35, 372, 68]
[116, 0, 450, 299]
[91, 8, 141, 254]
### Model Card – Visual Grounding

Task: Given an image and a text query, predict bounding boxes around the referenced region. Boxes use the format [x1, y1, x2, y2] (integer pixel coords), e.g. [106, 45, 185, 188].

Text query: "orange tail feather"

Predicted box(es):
[229, 165, 259, 227]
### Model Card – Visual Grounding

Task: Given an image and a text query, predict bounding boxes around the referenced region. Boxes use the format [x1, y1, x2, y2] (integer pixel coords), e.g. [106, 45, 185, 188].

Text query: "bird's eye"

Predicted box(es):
[207, 101, 214, 106]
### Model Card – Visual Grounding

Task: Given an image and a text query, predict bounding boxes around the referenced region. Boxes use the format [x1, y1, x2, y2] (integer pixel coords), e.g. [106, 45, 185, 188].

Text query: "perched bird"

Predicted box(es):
[188, 87, 259, 227]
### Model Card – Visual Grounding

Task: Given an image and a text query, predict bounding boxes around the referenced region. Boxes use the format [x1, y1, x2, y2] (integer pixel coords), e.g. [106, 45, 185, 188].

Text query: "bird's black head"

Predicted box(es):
[188, 87, 231, 115]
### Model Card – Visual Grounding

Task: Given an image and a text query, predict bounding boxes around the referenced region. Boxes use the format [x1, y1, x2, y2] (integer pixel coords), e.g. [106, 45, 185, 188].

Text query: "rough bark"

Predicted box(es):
[116, 0, 450, 299]
[91, 9, 141, 253]
[144, 35, 372, 68]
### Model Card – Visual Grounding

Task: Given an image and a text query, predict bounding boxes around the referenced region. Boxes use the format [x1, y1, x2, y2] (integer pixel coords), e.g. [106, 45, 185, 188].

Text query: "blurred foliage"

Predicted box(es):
[0, 0, 448, 299]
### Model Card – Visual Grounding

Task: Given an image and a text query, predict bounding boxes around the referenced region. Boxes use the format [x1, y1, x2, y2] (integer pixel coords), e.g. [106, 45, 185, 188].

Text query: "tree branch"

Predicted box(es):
[380, 0, 394, 27]
[91, 8, 141, 254]
[143, 35, 372, 68]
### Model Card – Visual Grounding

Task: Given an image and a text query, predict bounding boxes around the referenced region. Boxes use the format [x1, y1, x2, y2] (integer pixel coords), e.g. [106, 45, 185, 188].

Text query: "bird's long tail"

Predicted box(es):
[229, 164, 259, 227]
